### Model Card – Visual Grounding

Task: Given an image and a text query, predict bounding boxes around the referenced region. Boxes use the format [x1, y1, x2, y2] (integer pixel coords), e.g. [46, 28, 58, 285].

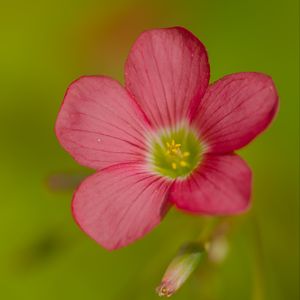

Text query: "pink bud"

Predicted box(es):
[156, 243, 205, 297]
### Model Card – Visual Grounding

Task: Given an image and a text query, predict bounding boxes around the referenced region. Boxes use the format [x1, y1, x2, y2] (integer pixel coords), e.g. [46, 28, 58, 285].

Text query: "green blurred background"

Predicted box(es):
[0, 0, 299, 299]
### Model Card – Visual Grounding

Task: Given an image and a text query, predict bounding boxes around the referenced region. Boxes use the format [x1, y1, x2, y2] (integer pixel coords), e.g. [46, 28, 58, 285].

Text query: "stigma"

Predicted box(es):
[165, 139, 190, 170]
[148, 125, 203, 179]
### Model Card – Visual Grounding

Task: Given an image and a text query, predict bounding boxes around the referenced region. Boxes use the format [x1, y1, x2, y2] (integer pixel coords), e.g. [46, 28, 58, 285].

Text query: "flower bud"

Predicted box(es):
[208, 235, 229, 263]
[156, 243, 206, 297]
[46, 172, 87, 192]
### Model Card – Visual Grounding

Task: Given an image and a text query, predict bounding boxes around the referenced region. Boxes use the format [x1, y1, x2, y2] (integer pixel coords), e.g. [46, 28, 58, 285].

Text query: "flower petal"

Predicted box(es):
[192, 72, 278, 153]
[125, 27, 210, 128]
[169, 154, 252, 215]
[72, 163, 172, 250]
[55, 76, 150, 170]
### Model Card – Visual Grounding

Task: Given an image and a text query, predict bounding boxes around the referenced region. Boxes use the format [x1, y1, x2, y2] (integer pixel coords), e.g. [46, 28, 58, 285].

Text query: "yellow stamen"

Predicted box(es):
[165, 139, 191, 171]
[183, 151, 190, 157]
[179, 161, 188, 167]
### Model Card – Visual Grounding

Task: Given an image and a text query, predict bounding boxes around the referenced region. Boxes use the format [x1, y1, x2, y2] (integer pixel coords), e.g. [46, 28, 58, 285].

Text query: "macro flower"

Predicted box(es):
[55, 27, 278, 250]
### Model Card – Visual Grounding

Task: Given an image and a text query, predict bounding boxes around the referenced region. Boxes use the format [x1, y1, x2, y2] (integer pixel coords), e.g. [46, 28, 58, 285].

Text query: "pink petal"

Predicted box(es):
[55, 76, 151, 170]
[72, 163, 172, 250]
[125, 27, 210, 128]
[192, 72, 278, 153]
[169, 154, 252, 215]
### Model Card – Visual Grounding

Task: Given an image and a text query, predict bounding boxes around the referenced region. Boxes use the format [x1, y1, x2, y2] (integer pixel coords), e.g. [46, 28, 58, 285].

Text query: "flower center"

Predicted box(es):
[148, 126, 203, 179]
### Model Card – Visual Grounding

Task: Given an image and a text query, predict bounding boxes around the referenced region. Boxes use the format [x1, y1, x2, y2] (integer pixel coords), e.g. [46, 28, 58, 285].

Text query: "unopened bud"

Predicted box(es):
[156, 243, 205, 297]
[46, 172, 88, 192]
[208, 235, 229, 263]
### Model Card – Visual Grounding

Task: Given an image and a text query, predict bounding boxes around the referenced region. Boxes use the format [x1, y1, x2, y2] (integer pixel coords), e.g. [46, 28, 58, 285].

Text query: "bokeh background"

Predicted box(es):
[0, 0, 299, 299]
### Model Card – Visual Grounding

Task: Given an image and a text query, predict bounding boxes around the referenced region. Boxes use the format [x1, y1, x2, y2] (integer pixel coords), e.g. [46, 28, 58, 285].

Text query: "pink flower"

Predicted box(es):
[55, 27, 278, 250]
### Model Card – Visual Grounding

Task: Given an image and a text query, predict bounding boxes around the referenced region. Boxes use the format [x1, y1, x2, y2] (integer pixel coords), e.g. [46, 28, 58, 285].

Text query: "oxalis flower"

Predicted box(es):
[55, 27, 278, 250]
